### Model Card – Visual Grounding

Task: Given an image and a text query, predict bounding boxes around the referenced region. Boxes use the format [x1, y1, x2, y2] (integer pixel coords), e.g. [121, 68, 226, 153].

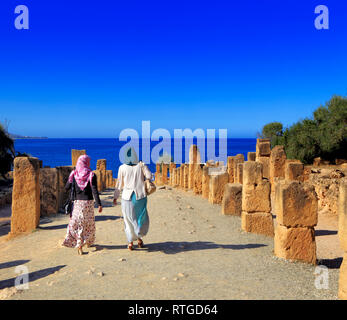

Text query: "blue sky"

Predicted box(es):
[0, 0, 346, 138]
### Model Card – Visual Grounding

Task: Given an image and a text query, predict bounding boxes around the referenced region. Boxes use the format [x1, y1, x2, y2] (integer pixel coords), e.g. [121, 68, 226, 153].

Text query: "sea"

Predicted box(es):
[14, 138, 256, 176]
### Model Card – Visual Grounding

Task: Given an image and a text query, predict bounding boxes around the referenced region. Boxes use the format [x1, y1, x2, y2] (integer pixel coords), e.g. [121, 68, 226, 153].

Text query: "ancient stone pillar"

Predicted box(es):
[96, 159, 107, 191]
[202, 166, 210, 199]
[193, 164, 204, 195]
[285, 160, 304, 181]
[236, 163, 244, 184]
[169, 162, 176, 186]
[11, 157, 41, 235]
[56, 166, 74, 212]
[221, 183, 242, 216]
[40, 168, 59, 216]
[106, 170, 113, 188]
[71, 149, 86, 167]
[183, 164, 189, 190]
[227, 156, 235, 183]
[274, 181, 318, 264]
[256, 139, 271, 179]
[162, 163, 169, 185]
[241, 161, 274, 237]
[247, 152, 256, 162]
[208, 172, 229, 204]
[93, 170, 103, 193]
[269, 145, 286, 187]
[233, 154, 244, 183]
[338, 181, 347, 299]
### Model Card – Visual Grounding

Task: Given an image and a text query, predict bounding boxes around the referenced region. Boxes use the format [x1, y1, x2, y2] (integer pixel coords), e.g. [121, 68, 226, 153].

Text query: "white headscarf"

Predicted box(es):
[123, 146, 139, 166]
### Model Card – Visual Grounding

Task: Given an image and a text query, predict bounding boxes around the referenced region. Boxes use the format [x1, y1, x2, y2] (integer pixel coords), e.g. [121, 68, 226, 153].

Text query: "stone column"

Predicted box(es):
[188, 145, 201, 189]
[256, 139, 271, 179]
[71, 149, 86, 167]
[227, 156, 235, 183]
[193, 164, 204, 195]
[202, 166, 210, 199]
[241, 161, 274, 237]
[162, 163, 169, 185]
[10, 157, 41, 236]
[40, 168, 59, 216]
[236, 163, 244, 184]
[183, 164, 189, 190]
[285, 160, 304, 181]
[106, 170, 113, 188]
[56, 166, 74, 212]
[208, 172, 229, 204]
[222, 183, 242, 216]
[269, 145, 287, 191]
[247, 152, 256, 161]
[338, 181, 347, 299]
[169, 162, 176, 186]
[274, 181, 318, 264]
[96, 159, 107, 191]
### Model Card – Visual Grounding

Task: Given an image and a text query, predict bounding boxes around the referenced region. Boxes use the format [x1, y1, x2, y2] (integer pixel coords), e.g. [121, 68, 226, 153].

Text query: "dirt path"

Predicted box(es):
[0, 188, 341, 300]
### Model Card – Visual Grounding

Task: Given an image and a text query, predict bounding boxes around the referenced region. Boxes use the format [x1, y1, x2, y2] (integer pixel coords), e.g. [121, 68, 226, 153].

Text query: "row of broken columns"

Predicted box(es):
[155, 140, 347, 300]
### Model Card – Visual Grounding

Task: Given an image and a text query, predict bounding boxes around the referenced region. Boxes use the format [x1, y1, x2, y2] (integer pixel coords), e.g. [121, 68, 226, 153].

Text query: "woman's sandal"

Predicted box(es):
[137, 239, 144, 248]
[128, 242, 134, 251]
[77, 247, 83, 255]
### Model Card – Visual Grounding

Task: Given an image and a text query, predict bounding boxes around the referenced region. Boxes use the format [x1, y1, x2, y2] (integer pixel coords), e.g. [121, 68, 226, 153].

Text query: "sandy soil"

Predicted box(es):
[0, 188, 342, 300]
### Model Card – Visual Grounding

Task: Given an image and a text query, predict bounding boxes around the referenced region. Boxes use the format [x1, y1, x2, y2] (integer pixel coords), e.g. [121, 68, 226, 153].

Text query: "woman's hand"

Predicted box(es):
[113, 199, 117, 206]
[98, 206, 103, 213]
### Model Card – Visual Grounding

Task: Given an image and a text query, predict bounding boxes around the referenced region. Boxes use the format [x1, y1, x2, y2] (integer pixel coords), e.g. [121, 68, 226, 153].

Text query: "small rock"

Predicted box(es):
[118, 258, 126, 262]
[173, 277, 179, 281]
[187, 205, 194, 209]
[159, 186, 166, 190]
[161, 277, 167, 281]
[209, 225, 216, 229]
[178, 273, 185, 277]
[97, 272, 104, 277]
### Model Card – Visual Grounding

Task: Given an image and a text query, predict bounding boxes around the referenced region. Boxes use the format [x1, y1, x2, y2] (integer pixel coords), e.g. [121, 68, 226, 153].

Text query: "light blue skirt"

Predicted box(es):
[121, 192, 149, 242]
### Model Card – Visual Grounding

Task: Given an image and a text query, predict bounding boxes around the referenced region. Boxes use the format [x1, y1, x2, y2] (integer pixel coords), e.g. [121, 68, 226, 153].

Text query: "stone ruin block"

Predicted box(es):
[193, 164, 204, 195]
[162, 163, 169, 185]
[242, 180, 271, 213]
[241, 212, 274, 237]
[339, 252, 347, 300]
[276, 181, 318, 228]
[222, 183, 242, 216]
[169, 162, 176, 186]
[106, 170, 113, 188]
[208, 172, 229, 204]
[233, 154, 244, 182]
[179, 166, 184, 188]
[236, 163, 243, 184]
[93, 170, 104, 193]
[71, 149, 86, 167]
[338, 181, 347, 252]
[247, 152, 256, 161]
[257, 156, 270, 179]
[183, 164, 189, 190]
[242, 161, 263, 187]
[188, 163, 196, 190]
[256, 138, 271, 158]
[274, 224, 316, 264]
[56, 166, 74, 212]
[285, 160, 304, 181]
[269, 145, 286, 185]
[227, 156, 235, 183]
[189, 144, 201, 164]
[202, 166, 210, 199]
[40, 168, 59, 216]
[11, 157, 41, 235]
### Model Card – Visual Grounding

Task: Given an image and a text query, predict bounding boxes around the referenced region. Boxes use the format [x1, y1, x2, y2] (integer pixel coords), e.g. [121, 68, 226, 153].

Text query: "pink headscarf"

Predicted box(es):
[68, 155, 94, 190]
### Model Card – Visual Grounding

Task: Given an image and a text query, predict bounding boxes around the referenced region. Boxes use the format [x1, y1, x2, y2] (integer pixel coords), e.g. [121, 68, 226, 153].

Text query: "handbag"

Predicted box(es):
[140, 162, 156, 196]
[64, 177, 76, 217]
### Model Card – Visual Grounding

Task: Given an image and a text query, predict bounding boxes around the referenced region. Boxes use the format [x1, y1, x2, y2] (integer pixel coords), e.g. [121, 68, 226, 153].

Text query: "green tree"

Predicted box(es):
[0, 122, 15, 178]
[259, 122, 284, 147]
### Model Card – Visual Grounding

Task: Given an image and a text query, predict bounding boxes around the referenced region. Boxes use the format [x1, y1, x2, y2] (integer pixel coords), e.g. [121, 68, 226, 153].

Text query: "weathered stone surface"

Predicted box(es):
[71, 149, 86, 167]
[183, 164, 189, 190]
[202, 166, 210, 199]
[269, 145, 286, 186]
[233, 154, 244, 183]
[93, 170, 103, 193]
[96, 159, 107, 191]
[256, 139, 271, 158]
[189, 145, 201, 164]
[11, 157, 41, 235]
[162, 163, 169, 185]
[285, 160, 304, 181]
[276, 181, 318, 228]
[257, 157, 270, 179]
[247, 152, 256, 161]
[180, 166, 184, 188]
[241, 212, 274, 237]
[106, 170, 113, 188]
[243, 161, 263, 187]
[339, 253, 347, 300]
[169, 162, 176, 186]
[40, 168, 59, 216]
[208, 172, 229, 204]
[242, 180, 271, 213]
[236, 163, 243, 184]
[188, 163, 196, 190]
[227, 156, 235, 183]
[338, 181, 347, 251]
[193, 164, 204, 195]
[222, 183, 242, 216]
[274, 224, 316, 264]
[56, 166, 74, 212]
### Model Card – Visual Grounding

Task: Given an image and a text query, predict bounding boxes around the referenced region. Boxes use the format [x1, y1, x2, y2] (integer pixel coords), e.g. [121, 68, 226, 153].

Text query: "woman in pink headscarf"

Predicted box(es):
[62, 155, 102, 255]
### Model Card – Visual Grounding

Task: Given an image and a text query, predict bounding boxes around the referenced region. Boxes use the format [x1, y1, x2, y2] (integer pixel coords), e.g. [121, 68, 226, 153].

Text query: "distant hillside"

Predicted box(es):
[9, 133, 48, 139]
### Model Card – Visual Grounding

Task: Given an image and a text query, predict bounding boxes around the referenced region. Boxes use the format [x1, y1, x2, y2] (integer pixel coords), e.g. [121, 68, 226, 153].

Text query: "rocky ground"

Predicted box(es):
[0, 187, 342, 300]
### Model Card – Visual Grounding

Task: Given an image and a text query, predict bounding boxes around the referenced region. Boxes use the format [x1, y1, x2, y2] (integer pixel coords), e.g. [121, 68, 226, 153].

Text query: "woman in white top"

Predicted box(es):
[113, 147, 152, 250]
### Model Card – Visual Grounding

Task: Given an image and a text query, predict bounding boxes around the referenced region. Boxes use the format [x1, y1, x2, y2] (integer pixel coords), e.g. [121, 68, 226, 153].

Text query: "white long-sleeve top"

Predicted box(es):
[114, 162, 152, 201]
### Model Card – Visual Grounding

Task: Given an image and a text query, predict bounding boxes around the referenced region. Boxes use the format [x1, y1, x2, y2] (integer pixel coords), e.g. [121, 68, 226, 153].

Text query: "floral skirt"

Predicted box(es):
[62, 200, 95, 248]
